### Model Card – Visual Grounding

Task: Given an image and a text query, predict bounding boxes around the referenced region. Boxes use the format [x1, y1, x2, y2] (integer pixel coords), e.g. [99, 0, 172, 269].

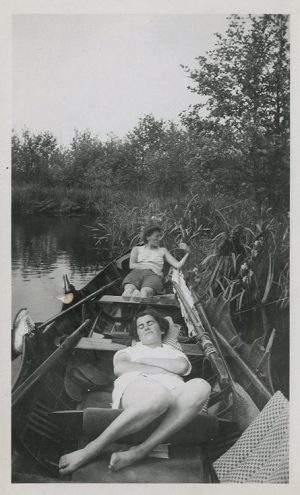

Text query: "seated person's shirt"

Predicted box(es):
[112, 343, 192, 409]
[136, 245, 166, 276]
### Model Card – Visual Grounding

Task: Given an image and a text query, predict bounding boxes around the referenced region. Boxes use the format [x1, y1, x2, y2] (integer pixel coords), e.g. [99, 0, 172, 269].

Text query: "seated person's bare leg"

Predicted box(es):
[109, 378, 211, 471]
[122, 283, 136, 298]
[140, 287, 154, 298]
[58, 379, 172, 475]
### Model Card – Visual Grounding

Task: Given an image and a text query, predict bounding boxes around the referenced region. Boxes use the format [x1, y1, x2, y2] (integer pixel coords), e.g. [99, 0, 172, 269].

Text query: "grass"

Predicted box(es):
[12, 182, 289, 311]
[12, 183, 126, 217]
[90, 192, 289, 312]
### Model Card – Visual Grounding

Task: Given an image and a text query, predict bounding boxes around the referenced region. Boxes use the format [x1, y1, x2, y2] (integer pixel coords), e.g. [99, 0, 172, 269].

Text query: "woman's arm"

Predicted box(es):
[134, 356, 190, 376]
[129, 246, 154, 271]
[114, 351, 171, 377]
[164, 243, 191, 270]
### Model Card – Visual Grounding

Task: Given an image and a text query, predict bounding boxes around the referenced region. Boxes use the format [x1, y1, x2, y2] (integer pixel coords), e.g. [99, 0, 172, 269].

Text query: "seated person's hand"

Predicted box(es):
[178, 242, 191, 253]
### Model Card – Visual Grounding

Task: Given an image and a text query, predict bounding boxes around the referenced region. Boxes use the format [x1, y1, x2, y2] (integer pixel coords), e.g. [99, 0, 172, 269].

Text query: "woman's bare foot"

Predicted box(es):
[131, 289, 141, 301]
[58, 449, 88, 475]
[109, 446, 146, 472]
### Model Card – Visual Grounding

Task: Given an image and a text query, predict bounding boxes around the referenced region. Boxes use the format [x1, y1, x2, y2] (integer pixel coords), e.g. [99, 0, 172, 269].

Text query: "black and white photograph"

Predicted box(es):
[4, 0, 295, 487]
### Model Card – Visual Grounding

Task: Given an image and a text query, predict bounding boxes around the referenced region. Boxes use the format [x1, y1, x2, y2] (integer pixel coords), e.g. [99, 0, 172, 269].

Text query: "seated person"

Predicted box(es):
[122, 224, 191, 299]
[59, 309, 211, 474]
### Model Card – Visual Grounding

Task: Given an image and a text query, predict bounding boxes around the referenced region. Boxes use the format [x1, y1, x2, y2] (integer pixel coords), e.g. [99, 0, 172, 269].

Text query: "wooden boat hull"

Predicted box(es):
[11, 252, 275, 482]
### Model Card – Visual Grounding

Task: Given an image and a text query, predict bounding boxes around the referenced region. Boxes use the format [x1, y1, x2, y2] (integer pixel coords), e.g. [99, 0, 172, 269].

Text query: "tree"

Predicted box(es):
[125, 115, 191, 193]
[65, 130, 104, 187]
[12, 129, 62, 183]
[126, 114, 166, 187]
[181, 15, 289, 211]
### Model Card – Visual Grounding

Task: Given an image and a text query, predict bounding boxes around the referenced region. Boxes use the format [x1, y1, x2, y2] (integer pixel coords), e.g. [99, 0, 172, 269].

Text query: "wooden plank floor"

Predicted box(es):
[72, 444, 211, 483]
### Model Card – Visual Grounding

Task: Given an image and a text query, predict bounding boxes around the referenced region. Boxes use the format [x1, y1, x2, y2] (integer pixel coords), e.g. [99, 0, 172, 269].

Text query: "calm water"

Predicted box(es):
[12, 215, 105, 322]
[12, 215, 289, 397]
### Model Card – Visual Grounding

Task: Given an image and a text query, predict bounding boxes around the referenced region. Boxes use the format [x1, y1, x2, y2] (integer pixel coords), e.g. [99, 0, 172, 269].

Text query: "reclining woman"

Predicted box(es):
[59, 309, 211, 474]
[122, 224, 191, 299]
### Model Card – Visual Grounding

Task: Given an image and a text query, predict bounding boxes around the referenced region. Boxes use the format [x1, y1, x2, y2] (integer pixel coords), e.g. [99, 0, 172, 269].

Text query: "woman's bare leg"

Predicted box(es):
[109, 378, 211, 471]
[58, 379, 172, 475]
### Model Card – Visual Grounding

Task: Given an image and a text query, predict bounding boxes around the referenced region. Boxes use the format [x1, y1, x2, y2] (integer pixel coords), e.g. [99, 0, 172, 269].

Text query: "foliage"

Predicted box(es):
[181, 14, 289, 211]
[12, 129, 64, 184]
[89, 191, 289, 310]
[12, 183, 106, 216]
[195, 208, 289, 311]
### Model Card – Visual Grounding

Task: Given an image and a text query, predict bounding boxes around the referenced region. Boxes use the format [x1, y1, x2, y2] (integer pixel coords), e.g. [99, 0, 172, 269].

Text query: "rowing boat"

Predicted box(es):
[11, 251, 277, 483]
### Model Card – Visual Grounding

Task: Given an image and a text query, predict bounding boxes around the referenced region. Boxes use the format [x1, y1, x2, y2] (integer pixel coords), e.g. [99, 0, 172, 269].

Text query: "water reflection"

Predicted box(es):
[12, 215, 105, 321]
[12, 216, 103, 274]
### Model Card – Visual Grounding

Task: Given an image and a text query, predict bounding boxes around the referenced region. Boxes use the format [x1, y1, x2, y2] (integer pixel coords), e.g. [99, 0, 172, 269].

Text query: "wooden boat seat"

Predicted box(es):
[97, 294, 179, 308]
[74, 334, 204, 356]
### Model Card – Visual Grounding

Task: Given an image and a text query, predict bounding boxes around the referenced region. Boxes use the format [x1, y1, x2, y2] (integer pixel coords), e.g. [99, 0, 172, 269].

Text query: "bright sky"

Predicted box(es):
[13, 14, 229, 145]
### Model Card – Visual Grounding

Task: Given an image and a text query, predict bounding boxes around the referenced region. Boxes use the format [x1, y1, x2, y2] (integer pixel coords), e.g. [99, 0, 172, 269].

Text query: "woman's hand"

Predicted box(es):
[178, 242, 191, 254]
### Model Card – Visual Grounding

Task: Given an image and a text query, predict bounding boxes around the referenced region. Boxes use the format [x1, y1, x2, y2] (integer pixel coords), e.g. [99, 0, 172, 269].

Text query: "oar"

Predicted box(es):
[173, 277, 259, 429]
[191, 290, 264, 429]
[192, 290, 272, 400]
[37, 278, 120, 330]
[12, 319, 90, 407]
[173, 281, 229, 386]
[213, 328, 272, 401]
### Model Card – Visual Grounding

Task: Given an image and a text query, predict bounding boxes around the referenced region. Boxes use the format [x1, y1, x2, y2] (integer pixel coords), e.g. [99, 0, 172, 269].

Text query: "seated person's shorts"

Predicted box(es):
[122, 269, 164, 294]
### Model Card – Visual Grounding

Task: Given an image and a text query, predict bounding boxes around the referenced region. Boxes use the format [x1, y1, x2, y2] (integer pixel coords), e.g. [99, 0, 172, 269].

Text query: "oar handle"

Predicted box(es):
[207, 350, 230, 386]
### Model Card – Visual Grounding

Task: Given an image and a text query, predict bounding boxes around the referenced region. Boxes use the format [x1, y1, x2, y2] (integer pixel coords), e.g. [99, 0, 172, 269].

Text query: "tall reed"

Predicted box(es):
[90, 193, 289, 311]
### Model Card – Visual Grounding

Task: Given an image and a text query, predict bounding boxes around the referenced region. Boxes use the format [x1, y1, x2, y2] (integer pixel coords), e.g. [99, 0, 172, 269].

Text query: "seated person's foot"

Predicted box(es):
[131, 289, 141, 302]
[140, 289, 155, 299]
[58, 449, 87, 475]
[109, 446, 145, 472]
[122, 289, 135, 300]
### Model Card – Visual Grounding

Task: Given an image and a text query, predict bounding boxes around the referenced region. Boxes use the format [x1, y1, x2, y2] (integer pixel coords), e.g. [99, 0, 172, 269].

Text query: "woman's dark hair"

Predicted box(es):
[142, 225, 162, 244]
[129, 308, 170, 342]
